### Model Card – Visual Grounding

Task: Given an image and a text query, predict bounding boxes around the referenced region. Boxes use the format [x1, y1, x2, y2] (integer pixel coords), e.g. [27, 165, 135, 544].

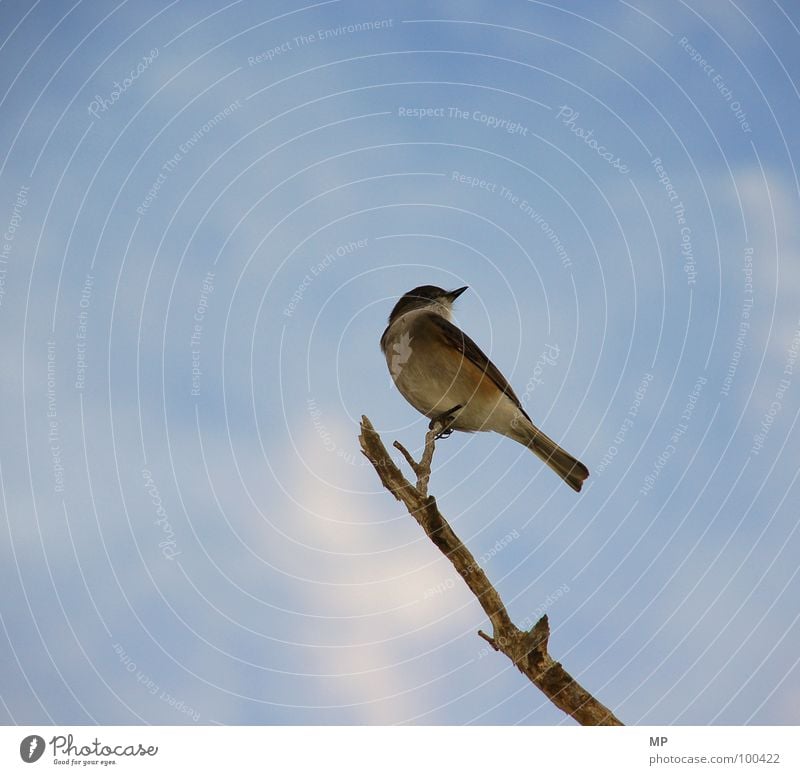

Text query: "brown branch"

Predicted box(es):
[358, 415, 623, 726]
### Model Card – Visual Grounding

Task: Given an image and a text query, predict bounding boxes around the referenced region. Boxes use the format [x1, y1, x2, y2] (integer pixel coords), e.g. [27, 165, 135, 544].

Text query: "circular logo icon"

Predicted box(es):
[20, 735, 45, 763]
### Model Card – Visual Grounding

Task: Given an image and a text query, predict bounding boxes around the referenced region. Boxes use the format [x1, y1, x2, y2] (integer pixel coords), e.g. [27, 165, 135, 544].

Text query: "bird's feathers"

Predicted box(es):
[427, 314, 532, 423]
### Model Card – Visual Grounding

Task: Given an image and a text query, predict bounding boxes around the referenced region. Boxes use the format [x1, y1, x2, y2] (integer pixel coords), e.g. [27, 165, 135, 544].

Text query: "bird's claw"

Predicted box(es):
[429, 404, 463, 440]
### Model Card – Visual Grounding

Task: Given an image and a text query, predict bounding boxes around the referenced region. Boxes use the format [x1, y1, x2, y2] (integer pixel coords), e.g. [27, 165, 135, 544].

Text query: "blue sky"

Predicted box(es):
[1, 0, 799, 725]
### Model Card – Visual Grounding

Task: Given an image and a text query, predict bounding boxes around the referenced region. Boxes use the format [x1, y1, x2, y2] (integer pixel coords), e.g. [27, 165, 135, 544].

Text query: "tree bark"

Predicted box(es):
[358, 415, 623, 726]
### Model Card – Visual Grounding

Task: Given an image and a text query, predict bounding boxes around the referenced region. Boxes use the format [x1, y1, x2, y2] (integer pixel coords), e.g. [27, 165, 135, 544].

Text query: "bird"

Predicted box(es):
[380, 285, 589, 492]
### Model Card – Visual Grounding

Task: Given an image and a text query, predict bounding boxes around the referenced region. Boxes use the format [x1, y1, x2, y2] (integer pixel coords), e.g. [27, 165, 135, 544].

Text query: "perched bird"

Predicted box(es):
[381, 285, 589, 492]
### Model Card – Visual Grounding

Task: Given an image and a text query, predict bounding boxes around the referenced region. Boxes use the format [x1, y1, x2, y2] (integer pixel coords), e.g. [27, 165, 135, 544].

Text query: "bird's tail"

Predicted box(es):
[517, 422, 589, 492]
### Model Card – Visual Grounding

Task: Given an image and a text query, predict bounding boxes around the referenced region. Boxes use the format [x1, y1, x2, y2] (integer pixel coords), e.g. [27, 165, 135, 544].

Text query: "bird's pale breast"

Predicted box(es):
[384, 312, 523, 433]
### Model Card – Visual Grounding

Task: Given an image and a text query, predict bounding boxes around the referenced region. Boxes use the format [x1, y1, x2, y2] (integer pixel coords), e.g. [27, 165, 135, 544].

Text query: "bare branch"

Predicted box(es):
[477, 630, 499, 651]
[393, 440, 420, 476]
[359, 415, 623, 726]
[392, 421, 439, 498]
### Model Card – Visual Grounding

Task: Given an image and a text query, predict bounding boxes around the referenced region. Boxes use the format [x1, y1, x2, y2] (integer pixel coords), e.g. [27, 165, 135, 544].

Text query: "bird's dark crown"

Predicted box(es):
[387, 285, 467, 322]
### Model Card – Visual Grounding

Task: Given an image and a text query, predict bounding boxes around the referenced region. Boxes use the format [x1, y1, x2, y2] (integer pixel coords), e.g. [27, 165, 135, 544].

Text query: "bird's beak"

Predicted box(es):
[448, 286, 468, 300]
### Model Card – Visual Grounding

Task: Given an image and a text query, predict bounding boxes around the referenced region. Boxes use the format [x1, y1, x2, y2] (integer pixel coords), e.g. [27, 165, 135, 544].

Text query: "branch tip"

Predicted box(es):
[393, 440, 421, 476]
[478, 630, 499, 651]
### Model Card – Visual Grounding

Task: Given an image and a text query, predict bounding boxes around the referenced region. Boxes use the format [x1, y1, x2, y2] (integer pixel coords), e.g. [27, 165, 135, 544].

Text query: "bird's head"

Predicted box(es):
[387, 285, 468, 323]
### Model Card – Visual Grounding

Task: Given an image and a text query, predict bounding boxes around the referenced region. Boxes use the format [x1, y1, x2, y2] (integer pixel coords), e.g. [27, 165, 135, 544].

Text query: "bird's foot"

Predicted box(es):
[429, 404, 463, 440]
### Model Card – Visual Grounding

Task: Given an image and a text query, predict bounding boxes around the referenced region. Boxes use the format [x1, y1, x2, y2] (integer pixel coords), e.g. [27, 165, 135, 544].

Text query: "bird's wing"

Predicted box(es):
[428, 314, 532, 422]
